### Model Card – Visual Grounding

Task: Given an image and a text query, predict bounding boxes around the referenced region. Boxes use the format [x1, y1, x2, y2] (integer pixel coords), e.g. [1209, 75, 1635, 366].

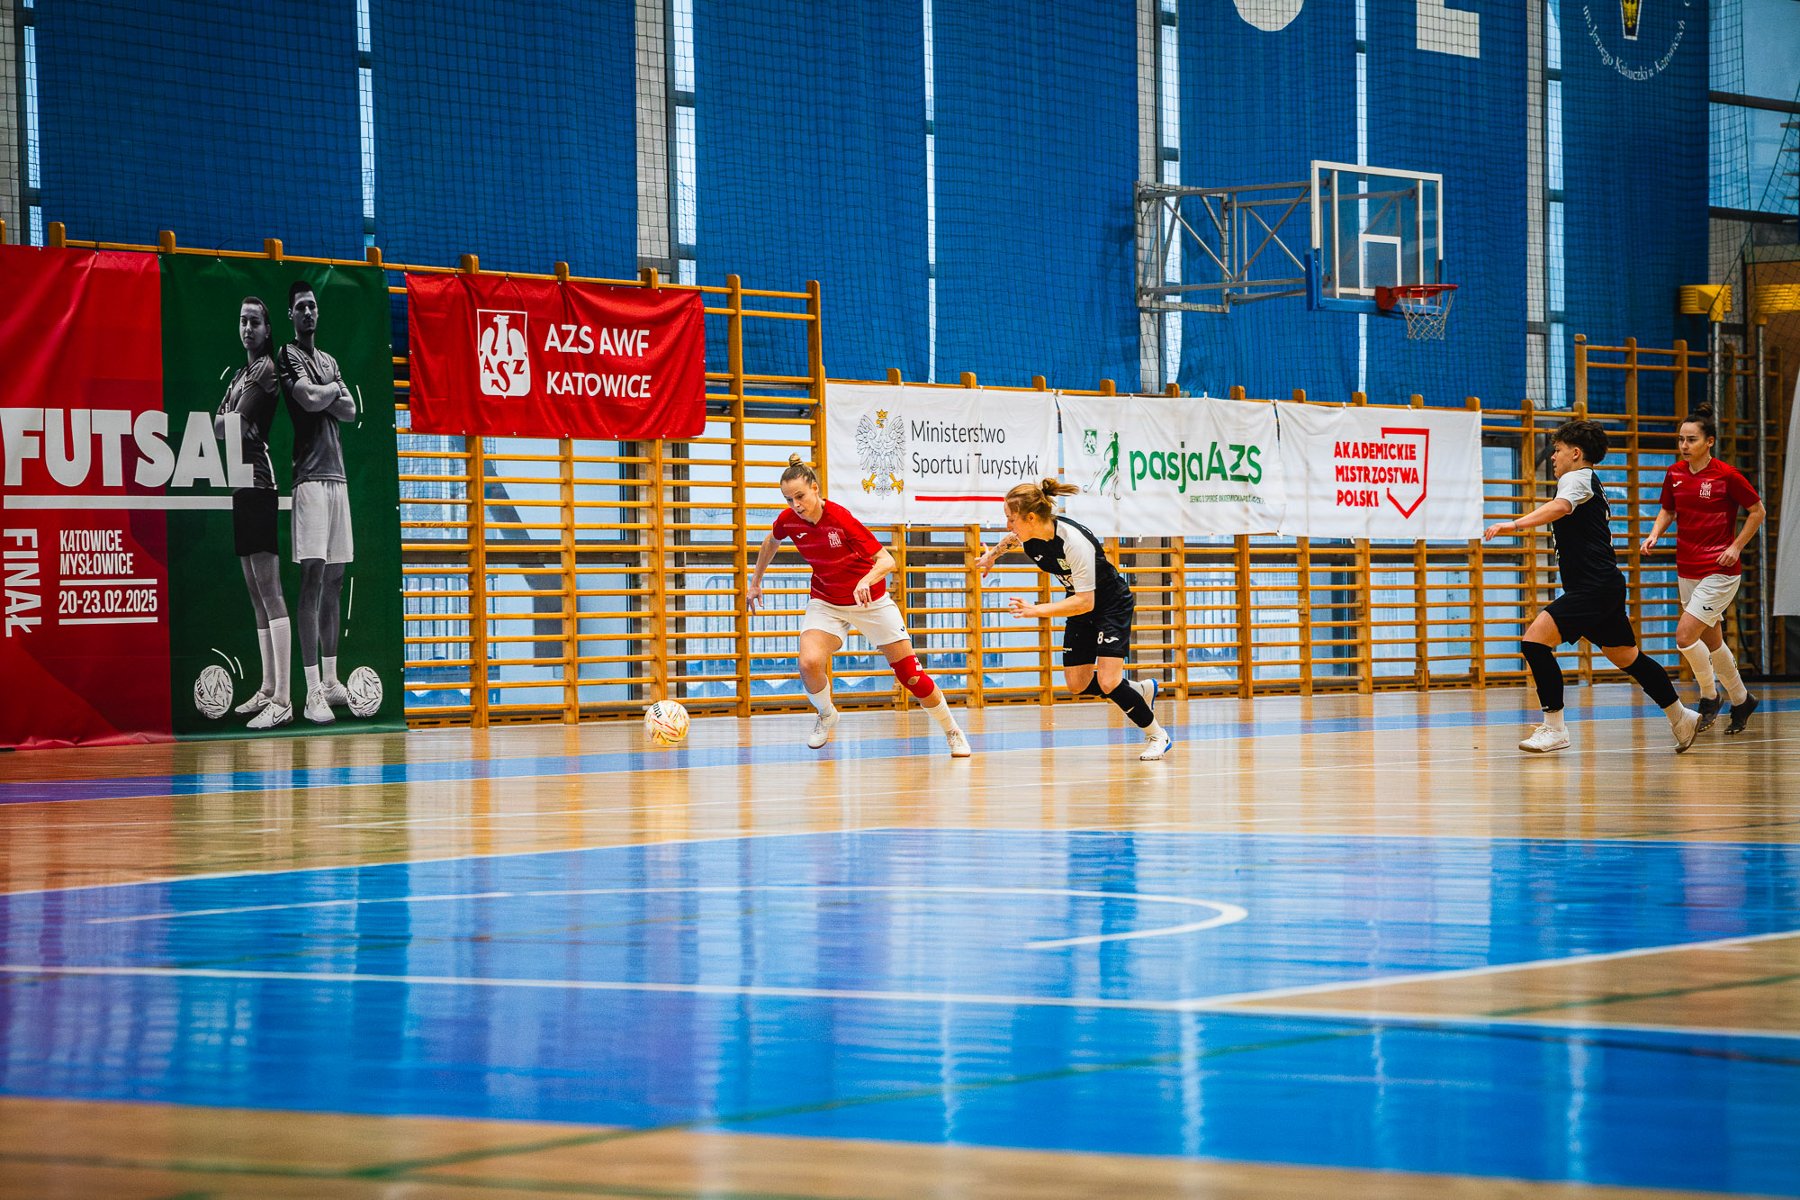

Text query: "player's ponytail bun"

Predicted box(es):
[781, 454, 820, 489]
[1682, 405, 1717, 442]
[1005, 476, 1080, 521]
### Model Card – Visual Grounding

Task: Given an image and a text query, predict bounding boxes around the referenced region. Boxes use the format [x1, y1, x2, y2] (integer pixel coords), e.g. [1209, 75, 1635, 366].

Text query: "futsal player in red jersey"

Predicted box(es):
[748, 455, 972, 756]
[1640, 405, 1766, 734]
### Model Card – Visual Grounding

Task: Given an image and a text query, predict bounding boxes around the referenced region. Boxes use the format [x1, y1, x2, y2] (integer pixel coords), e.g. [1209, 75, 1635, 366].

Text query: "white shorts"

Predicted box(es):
[801, 595, 910, 649]
[292, 480, 355, 564]
[1678, 573, 1741, 628]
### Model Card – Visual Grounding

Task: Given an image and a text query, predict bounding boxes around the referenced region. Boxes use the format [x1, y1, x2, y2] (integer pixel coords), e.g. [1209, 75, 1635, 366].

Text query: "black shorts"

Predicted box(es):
[1545, 587, 1636, 649]
[232, 488, 279, 557]
[1062, 599, 1135, 667]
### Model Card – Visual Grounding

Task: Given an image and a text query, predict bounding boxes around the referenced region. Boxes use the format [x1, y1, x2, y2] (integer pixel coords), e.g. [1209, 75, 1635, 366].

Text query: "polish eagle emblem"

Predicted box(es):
[856, 408, 906, 494]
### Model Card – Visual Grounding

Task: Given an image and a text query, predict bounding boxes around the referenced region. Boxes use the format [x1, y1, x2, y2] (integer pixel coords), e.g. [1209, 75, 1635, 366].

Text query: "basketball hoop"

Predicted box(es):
[1375, 283, 1457, 341]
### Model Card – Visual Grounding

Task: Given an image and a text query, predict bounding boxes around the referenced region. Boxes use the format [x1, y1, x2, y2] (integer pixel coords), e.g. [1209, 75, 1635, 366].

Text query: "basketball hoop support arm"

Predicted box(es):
[1135, 179, 1311, 314]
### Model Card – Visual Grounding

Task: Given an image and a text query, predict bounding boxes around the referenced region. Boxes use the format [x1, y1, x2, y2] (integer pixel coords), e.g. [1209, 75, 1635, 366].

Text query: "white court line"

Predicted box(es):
[3, 960, 1796, 1045]
[0, 964, 1191, 1013]
[4, 827, 849, 897]
[20, 720, 1795, 817]
[1179, 1003, 1800, 1044]
[1176, 927, 1800, 1009]
[87, 891, 511, 925]
[524, 885, 1246, 950]
[83, 883, 1246, 950]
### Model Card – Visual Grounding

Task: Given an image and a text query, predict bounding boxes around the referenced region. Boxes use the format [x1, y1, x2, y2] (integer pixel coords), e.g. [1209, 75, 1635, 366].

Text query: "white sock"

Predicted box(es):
[923, 693, 958, 732]
[1678, 640, 1716, 700]
[1147, 719, 1167, 738]
[807, 686, 837, 718]
[305, 662, 321, 691]
[1543, 709, 1566, 732]
[1710, 643, 1748, 705]
[255, 625, 274, 694]
[1663, 700, 1691, 727]
[322, 654, 339, 686]
[269, 618, 292, 705]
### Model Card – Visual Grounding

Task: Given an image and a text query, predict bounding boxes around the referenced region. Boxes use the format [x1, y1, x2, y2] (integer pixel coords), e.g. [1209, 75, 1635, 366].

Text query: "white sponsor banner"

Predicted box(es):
[1274, 402, 1483, 541]
[1775, 374, 1800, 616]
[1055, 394, 1284, 537]
[823, 383, 1058, 526]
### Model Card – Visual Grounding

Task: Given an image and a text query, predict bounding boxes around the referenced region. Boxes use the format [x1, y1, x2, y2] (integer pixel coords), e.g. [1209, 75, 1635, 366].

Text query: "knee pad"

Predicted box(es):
[891, 655, 936, 699]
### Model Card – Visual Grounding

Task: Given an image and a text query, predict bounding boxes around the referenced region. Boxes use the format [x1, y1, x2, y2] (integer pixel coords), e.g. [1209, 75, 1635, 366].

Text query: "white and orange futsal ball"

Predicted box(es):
[644, 700, 690, 745]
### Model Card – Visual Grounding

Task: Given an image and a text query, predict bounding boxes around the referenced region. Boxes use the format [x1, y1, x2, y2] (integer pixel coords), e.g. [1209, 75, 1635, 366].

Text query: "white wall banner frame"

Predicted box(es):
[1274, 402, 1483, 541]
[1774, 373, 1800, 616]
[1055, 394, 1284, 537]
[822, 383, 1059, 527]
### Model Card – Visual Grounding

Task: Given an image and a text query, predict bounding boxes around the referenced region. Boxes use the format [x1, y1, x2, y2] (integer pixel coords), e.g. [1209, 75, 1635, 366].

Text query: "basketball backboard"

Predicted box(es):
[1307, 161, 1443, 313]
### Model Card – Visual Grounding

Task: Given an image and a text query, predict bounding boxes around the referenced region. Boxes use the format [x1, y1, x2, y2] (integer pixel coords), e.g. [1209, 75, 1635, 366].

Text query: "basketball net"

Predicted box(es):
[1376, 284, 1457, 342]
[1400, 290, 1453, 341]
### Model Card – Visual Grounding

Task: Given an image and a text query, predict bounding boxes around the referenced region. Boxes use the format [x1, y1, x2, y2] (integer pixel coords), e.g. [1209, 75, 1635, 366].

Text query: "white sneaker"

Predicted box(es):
[304, 688, 336, 725]
[945, 727, 972, 758]
[1139, 726, 1173, 761]
[246, 701, 292, 730]
[1518, 724, 1569, 753]
[1671, 705, 1700, 754]
[806, 711, 839, 749]
[320, 680, 352, 707]
[234, 689, 272, 715]
[1133, 677, 1159, 707]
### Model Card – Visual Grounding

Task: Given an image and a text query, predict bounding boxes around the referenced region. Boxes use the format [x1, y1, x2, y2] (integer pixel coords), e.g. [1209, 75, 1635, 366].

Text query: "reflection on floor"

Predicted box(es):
[3, 684, 1797, 1199]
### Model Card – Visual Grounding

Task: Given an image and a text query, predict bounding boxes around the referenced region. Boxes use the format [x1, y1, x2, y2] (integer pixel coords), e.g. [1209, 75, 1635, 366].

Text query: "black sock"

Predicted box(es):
[1104, 680, 1154, 728]
[1521, 641, 1564, 713]
[1622, 651, 1679, 709]
[1080, 678, 1106, 697]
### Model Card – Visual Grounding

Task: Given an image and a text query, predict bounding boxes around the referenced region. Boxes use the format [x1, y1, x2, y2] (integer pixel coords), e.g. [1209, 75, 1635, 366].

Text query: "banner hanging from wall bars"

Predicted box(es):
[1273, 401, 1483, 541]
[823, 383, 1060, 526]
[406, 274, 707, 439]
[1055, 393, 1284, 537]
[0, 246, 404, 749]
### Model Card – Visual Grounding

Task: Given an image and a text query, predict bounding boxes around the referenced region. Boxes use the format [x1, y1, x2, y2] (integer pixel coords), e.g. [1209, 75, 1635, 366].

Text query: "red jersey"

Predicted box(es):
[772, 500, 887, 605]
[1659, 457, 1759, 579]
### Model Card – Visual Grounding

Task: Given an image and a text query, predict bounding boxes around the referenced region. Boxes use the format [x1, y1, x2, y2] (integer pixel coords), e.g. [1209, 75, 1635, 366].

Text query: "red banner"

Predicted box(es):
[1, 247, 171, 748]
[405, 275, 707, 439]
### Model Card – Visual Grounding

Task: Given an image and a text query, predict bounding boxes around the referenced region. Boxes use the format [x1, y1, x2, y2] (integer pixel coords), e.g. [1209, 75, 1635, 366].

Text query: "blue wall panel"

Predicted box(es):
[1367, 2, 1529, 408]
[694, 0, 927, 383]
[34, 0, 365, 254]
[934, 0, 1139, 390]
[372, 0, 637, 278]
[1560, 0, 1709, 412]
[1178, 1, 1359, 402]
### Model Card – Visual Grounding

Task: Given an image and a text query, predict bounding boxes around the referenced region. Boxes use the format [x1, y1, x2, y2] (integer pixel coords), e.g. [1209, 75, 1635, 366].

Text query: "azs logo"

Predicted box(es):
[477, 309, 530, 398]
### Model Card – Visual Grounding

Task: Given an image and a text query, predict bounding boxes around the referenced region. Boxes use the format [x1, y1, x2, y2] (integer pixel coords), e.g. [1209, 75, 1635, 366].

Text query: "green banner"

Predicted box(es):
[161, 257, 403, 736]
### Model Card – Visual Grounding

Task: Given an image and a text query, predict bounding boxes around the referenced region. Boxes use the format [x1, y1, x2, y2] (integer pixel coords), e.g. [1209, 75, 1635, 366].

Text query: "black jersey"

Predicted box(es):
[1020, 516, 1134, 618]
[279, 341, 349, 485]
[220, 356, 279, 491]
[1550, 468, 1624, 594]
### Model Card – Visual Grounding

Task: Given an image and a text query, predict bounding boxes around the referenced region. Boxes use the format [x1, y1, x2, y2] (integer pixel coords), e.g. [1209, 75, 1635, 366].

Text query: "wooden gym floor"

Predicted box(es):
[2, 682, 1797, 1199]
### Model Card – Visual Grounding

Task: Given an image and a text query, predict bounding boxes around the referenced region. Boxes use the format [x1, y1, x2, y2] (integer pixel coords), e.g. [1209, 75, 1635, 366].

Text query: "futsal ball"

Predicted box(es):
[193, 664, 233, 719]
[345, 665, 384, 718]
[644, 700, 690, 745]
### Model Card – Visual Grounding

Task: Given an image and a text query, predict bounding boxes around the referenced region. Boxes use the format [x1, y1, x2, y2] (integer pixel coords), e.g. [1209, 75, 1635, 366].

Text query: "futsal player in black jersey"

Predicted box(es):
[214, 296, 292, 729]
[1483, 419, 1699, 754]
[976, 477, 1172, 760]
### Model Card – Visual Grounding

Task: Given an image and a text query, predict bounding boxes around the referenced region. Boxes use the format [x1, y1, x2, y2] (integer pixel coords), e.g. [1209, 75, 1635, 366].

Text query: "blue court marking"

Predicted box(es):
[5, 688, 1795, 806]
[2, 830, 1798, 1193]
